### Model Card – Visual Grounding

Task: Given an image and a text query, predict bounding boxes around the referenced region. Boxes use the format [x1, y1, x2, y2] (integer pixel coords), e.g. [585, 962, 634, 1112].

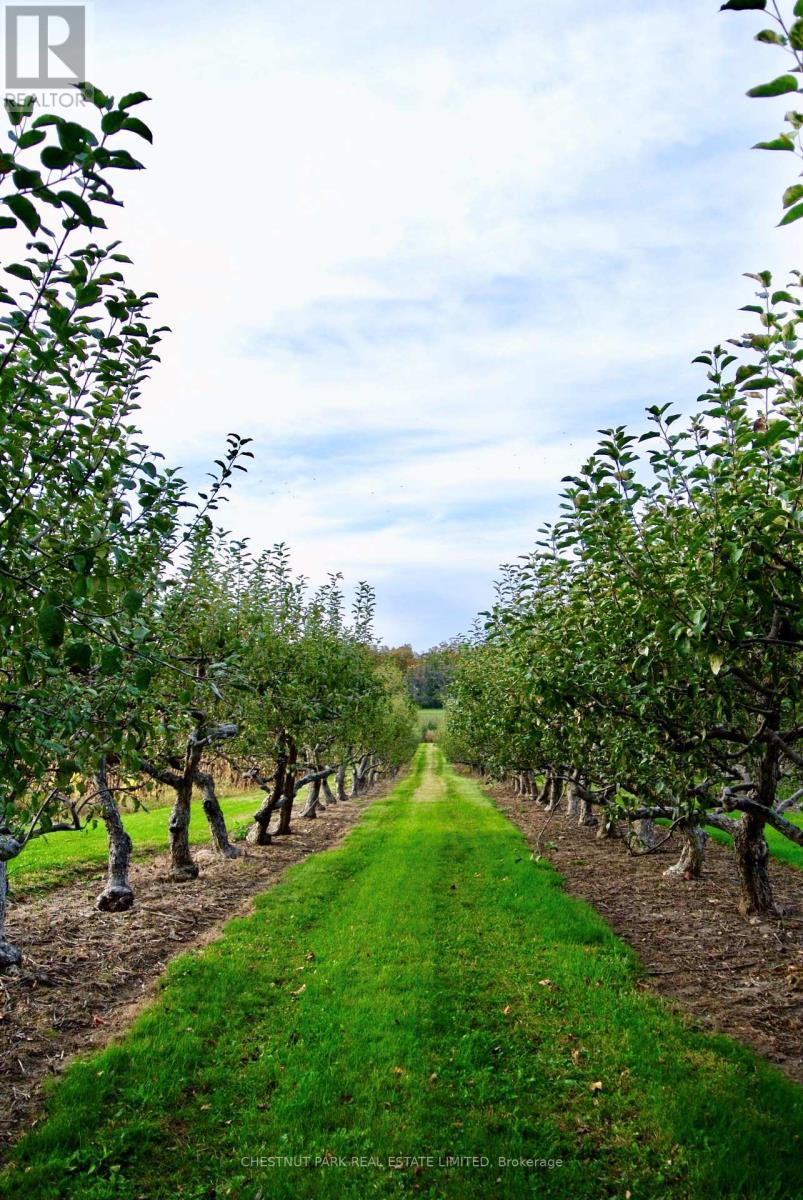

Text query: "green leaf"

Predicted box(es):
[4, 95, 35, 125]
[753, 135, 795, 150]
[5, 263, 35, 281]
[16, 129, 46, 148]
[133, 665, 153, 690]
[121, 117, 152, 143]
[65, 641, 92, 670]
[74, 283, 102, 308]
[4, 193, 39, 234]
[755, 29, 785, 44]
[123, 589, 143, 616]
[99, 646, 123, 676]
[101, 110, 126, 135]
[40, 145, 74, 170]
[779, 201, 803, 226]
[37, 605, 65, 648]
[721, 0, 766, 8]
[747, 75, 799, 98]
[57, 191, 93, 224]
[783, 184, 803, 208]
[0, 216, 17, 230]
[75, 81, 111, 109]
[119, 91, 151, 109]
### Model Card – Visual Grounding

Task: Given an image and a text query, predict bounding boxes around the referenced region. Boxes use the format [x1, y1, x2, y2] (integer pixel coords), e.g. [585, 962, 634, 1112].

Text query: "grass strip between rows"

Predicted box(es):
[3, 746, 802, 1200]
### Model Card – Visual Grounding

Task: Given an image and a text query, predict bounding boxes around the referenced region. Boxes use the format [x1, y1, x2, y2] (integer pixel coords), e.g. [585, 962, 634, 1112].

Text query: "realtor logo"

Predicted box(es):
[5, 5, 85, 88]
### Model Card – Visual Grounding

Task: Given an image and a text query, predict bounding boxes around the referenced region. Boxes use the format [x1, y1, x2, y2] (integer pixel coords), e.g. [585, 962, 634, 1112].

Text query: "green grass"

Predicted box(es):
[418, 707, 446, 736]
[3, 745, 801, 1199]
[8, 790, 263, 895]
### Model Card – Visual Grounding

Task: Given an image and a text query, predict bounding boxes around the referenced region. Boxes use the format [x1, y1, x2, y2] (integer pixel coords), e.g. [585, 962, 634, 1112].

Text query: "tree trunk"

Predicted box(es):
[277, 741, 297, 836]
[95, 757, 135, 912]
[0, 836, 22, 970]
[322, 773, 336, 805]
[578, 794, 597, 827]
[664, 820, 707, 880]
[195, 768, 241, 858]
[566, 776, 580, 819]
[733, 812, 776, 916]
[336, 764, 348, 802]
[634, 818, 657, 851]
[351, 755, 369, 797]
[249, 743, 287, 845]
[731, 741, 779, 917]
[168, 730, 203, 882]
[535, 775, 552, 806]
[301, 776, 322, 819]
[546, 777, 563, 812]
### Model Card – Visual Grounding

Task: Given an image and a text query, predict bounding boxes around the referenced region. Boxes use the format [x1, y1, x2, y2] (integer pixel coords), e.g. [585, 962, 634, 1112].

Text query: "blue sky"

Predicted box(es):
[88, 0, 799, 647]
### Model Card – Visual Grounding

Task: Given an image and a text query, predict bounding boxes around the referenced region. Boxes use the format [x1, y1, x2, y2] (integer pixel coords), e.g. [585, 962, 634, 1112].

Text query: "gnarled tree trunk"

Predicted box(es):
[195, 767, 240, 858]
[95, 757, 135, 912]
[301, 776, 322, 819]
[733, 812, 775, 916]
[0, 836, 22, 970]
[565, 774, 580, 819]
[546, 776, 564, 812]
[249, 739, 287, 845]
[535, 774, 553, 806]
[578, 789, 597, 828]
[322, 773, 336, 805]
[277, 739, 297, 836]
[730, 743, 779, 917]
[336, 764, 348, 802]
[634, 818, 657, 851]
[351, 754, 369, 797]
[664, 820, 707, 880]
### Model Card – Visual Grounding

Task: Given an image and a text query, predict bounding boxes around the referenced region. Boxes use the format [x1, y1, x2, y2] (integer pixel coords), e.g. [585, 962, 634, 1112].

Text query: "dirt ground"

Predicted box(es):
[0, 790, 380, 1158]
[490, 782, 803, 1084]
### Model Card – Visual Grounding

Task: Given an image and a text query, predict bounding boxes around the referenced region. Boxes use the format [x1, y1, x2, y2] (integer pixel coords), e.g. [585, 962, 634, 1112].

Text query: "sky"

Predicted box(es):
[65, 0, 802, 647]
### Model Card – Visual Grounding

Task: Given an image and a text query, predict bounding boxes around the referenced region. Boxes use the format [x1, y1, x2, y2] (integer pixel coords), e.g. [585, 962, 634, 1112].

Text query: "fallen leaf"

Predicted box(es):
[589, 1080, 603, 1093]
[291, 984, 306, 996]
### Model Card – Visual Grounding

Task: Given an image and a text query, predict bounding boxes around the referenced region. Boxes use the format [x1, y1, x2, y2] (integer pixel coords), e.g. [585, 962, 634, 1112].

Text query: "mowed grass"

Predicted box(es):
[7, 790, 264, 895]
[3, 746, 802, 1200]
[418, 707, 446, 736]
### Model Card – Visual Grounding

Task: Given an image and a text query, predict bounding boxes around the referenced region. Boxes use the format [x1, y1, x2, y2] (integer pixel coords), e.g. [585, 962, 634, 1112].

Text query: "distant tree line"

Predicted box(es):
[379, 642, 461, 709]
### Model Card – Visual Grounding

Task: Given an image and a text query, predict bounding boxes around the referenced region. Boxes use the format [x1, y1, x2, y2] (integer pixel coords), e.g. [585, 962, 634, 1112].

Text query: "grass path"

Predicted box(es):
[3, 746, 802, 1199]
